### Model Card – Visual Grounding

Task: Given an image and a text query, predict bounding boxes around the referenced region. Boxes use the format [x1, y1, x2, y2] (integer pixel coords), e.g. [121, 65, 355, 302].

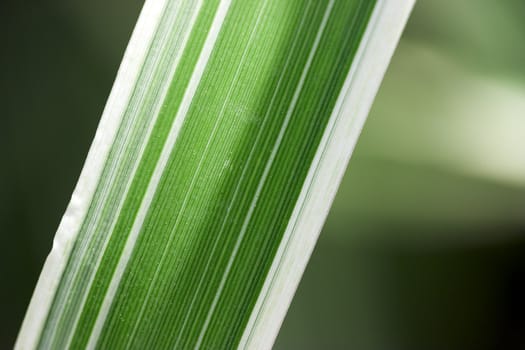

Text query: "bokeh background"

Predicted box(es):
[2, 0, 524, 349]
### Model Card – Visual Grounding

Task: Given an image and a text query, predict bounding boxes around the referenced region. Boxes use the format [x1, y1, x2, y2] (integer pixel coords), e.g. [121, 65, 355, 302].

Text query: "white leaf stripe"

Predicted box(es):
[14, 0, 169, 347]
[38, 1, 206, 348]
[86, 0, 231, 347]
[63, 1, 206, 349]
[240, 1, 415, 348]
[171, 2, 314, 348]
[196, 0, 335, 346]
[240, 0, 370, 340]
[136, 0, 267, 345]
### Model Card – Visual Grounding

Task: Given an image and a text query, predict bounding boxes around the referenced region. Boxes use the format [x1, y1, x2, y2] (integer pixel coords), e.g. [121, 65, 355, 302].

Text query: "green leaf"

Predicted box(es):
[16, 0, 413, 348]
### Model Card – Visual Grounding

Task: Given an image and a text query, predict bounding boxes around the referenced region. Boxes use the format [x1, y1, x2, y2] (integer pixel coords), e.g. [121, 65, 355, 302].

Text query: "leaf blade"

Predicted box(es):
[16, 0, 413, 349]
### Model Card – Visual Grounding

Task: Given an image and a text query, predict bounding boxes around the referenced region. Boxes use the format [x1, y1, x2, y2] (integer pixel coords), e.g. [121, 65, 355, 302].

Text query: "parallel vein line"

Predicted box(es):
[61, 1, 204, 349]
[39, 0, 173, 347]
[239, 1, 375, 346]
[171, 2, 313, 347]
[85, 1, 232, 347]
[127, 0, 272, 346]
[195, 0, 335, 347]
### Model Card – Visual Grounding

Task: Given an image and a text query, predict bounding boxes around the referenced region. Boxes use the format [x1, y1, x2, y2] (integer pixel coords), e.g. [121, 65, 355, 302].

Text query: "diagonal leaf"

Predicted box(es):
[16, 0, 413, 348]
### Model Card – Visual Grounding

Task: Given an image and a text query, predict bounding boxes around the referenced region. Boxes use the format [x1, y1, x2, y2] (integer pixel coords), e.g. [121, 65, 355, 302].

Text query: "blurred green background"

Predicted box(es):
[2, 0, 524, 349]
